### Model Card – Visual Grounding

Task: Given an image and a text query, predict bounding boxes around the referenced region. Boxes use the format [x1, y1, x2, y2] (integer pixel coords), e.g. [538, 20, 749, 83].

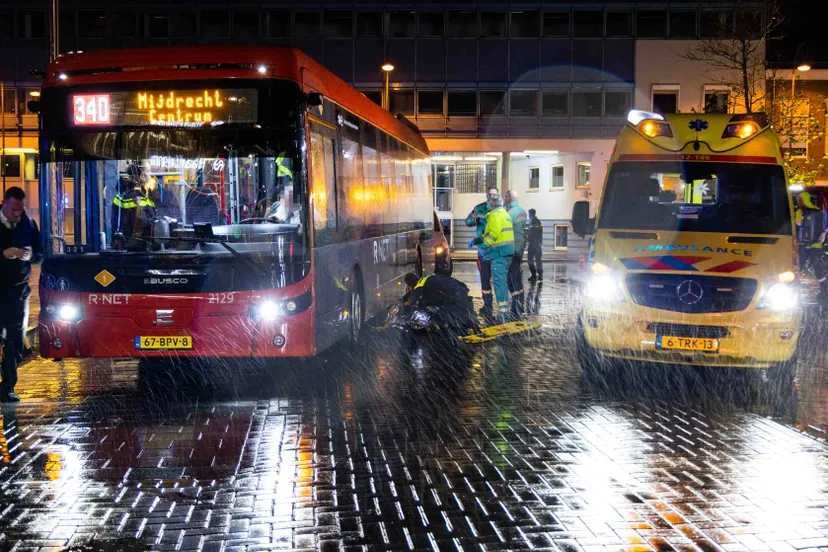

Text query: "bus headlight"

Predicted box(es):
[253, 301, 281, 320]
[757, 283, 798, 311]
[45, 303, 83, 323]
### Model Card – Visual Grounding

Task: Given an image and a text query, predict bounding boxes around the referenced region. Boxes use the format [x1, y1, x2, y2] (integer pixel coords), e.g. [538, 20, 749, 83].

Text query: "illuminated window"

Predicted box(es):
[18, 88, 40, 114]
[577, 163, 591, 188]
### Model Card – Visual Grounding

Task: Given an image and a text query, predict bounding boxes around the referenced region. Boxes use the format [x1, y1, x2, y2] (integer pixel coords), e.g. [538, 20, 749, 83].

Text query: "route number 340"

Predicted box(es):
[73, 94, 110, 125]
[208, 293, 235, 304]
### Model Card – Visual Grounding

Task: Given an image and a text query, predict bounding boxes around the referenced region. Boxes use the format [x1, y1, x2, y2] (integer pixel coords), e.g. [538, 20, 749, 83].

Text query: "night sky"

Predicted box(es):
[770, 0, 827, 65]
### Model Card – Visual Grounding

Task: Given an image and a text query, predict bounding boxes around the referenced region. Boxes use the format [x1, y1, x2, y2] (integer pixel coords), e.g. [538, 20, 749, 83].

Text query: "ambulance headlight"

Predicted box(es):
[639, 120, 673, 138]
[583, 264, 625, 303]
[722, 122, 758, 139]
[757, 282, 798, 311]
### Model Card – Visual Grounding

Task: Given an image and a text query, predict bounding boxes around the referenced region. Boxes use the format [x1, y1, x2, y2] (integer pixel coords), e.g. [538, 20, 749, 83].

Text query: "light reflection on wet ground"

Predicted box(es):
[1, 263, 828, 551]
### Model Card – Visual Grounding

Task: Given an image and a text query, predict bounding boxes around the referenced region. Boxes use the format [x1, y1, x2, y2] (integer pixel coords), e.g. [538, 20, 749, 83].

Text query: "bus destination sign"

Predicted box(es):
[71, 89, 258, 127]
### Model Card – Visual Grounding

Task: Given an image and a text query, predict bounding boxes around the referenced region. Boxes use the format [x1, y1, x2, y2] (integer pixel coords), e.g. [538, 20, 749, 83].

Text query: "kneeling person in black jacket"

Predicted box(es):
[402, 272, 480, 336]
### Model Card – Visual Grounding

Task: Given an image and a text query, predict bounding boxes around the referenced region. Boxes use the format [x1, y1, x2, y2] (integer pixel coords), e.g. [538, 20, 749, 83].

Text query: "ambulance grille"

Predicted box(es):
[626, 274, 758, 313]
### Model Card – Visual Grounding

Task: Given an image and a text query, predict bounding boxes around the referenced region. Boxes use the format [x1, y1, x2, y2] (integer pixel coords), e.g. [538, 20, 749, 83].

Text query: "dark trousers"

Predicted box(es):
[804, 247, 826, 284]
[527, 245, 542, 278]
[1, 289, 29, 395]
[507, 252, 524, 316]
[477, 257, 493, 311]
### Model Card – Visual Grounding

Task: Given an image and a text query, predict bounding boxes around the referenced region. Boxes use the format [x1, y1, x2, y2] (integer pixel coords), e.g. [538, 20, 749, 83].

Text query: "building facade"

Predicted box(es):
[0, 0, 761, 257]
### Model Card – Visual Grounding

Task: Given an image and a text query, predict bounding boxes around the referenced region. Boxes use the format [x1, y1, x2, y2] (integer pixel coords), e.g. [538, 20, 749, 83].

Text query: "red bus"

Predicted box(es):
[34, 46, 434, 358]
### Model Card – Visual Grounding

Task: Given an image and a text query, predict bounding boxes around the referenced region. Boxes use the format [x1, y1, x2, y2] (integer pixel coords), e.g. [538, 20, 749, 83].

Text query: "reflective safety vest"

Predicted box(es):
[414, 276, 430, 289]
[478, 206, 515, 260]
[112, 194, 155, 210]
[275, 152, 292, 178]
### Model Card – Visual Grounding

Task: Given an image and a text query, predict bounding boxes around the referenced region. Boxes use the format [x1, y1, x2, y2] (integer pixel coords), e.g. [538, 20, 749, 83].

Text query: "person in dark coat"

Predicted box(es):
[0, 187, 43, 403]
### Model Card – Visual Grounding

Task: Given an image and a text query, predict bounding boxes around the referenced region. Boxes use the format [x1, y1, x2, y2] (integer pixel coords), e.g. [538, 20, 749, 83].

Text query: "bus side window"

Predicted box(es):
[310, 124, 338, 246]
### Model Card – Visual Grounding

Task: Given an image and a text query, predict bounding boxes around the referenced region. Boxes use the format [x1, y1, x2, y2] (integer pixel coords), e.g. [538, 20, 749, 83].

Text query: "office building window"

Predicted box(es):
[0, 12, 13, 38]
[294, 12, 320, 37]
[480, 12, 507, 38]
[19, 88, 39, 114]
[447, 11, 477, 37]
[419, 12, 444, 37]
[704, 90, 729, 113]
[80, 11, 108, 38]
[172, 12, 198, 37]
[233, 11, 259, 38]
[637, 11, 667, 38]
[18, 11, 46, 38]
[387, 11, 415, 38]
[447, 91, 477, 116]
[60, 11, 77, 39]
[356, 12, 382, 37]
[2, 155, 21, 178]
[606, 12, 632, 37]
[573, 11, 602, 38]
[323, 11, 351, 37]
[480, 91, 506, 116]
[542, 91, 569, 116]
[141, 13, 169, 38]
[511, 11, 539, 38]
[543, 12, 570, 37]
[510, 90, 537, 116]
[652, 90, 678, 114]
[418, 90, 444, 115]
[390, 90, 415, 116]
[577, 163, 590, 189]
[268, 11, 290, 37]
[529, 167, 540, 190]
[700, 10, 732, 37]
[2, 88, 15, 113]
[669, 11, 697, 38]
[202, 10, 229, 38]
[359, 90, 382, 106]
[604, 90, 631, 117]
[572, 91, 602, 117]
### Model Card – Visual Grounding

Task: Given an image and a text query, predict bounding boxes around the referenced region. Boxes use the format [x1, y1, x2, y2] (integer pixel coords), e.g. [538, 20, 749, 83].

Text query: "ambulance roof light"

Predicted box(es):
[628, 110, 665, 125]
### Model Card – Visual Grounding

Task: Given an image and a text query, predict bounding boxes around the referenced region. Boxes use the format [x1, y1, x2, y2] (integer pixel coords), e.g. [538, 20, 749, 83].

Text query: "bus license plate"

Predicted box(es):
[657, 336, 718, 352]
[135, 336, 193, 350]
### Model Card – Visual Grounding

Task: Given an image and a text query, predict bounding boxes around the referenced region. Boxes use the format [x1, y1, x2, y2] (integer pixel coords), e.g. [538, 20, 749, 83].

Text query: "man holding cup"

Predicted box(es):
[0, 187, 43, 403]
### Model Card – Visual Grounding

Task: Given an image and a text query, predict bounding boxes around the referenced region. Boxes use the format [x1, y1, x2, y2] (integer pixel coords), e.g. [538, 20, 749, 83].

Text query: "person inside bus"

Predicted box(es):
[111, 162, 156, 245]
[185, 169, 220, 225]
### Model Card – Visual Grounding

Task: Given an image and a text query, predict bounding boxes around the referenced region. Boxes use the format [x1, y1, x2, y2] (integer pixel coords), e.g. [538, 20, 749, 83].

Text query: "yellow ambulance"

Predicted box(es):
[571, 111, 800, 380]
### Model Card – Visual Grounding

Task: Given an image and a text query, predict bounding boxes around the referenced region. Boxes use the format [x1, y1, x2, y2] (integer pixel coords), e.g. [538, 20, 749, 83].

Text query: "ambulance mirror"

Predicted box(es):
[571, 201, 594, 238]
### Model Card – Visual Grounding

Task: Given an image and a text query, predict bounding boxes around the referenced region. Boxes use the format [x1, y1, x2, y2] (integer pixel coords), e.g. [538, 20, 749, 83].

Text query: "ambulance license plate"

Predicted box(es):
[657, 336, 718, 352]
[135, 336, 193, 350]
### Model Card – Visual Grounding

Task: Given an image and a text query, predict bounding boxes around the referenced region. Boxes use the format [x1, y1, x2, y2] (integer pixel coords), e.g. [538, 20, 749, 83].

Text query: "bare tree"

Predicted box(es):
[680, 0, 781, 114]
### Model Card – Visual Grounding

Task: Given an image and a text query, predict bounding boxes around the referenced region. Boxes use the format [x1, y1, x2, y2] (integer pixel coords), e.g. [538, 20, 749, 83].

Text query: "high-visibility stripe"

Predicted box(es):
[413, 276, 430, 289]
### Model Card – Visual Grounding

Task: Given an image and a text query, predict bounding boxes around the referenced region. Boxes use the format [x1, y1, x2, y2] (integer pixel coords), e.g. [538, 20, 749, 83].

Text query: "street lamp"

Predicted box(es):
[791, 63, 810, 104]
[381, 62, 394, 111]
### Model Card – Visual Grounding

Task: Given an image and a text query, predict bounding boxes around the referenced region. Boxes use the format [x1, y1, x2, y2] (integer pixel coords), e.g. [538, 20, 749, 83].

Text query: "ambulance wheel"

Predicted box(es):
[576, 323, 617, 384]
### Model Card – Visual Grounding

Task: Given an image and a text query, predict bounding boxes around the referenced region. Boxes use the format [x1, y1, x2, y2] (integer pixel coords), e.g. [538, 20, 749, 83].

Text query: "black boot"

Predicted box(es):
[528, 266, 537, 282]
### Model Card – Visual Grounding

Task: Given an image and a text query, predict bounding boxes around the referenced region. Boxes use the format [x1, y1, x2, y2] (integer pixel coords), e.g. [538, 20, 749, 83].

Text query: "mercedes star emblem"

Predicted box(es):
[677, 280, 704, 305]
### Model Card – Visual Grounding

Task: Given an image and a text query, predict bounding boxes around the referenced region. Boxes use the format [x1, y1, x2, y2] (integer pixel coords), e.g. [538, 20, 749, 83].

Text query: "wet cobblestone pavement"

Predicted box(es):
[2, 263, 828, 552]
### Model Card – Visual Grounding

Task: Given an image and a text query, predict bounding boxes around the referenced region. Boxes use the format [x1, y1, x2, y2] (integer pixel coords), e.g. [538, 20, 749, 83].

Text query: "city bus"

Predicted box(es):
[34, 46, 434, 359]
[572, 111, 801, 381]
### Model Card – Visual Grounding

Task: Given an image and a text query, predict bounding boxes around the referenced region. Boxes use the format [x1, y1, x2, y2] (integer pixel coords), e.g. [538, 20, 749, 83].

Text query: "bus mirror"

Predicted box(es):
[307, 92, 323, 108]
[571, 201, 594, 238]
[27, 100, 41, 114]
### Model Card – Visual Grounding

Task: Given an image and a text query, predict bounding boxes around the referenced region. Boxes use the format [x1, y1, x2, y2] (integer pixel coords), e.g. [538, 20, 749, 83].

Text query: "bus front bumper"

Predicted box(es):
[581, 304, 801, 369]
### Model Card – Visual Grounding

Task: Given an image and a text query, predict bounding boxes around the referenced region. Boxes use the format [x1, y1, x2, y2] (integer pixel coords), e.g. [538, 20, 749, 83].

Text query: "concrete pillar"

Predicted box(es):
[500, 152, 510, 197]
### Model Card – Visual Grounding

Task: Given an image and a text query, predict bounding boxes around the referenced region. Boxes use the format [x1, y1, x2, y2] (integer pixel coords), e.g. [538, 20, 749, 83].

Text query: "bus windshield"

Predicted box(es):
[42, 128, 307, 255]
[599, 161, 792, 235]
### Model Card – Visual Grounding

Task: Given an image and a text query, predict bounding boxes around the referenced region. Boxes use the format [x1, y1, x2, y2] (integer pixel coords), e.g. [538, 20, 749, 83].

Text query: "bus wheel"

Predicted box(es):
[348, 272, 365, 344]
